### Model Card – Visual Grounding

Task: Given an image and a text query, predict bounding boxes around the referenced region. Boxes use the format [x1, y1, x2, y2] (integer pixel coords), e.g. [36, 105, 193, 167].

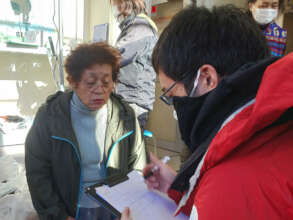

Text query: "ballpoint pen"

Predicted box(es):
[143, 156, 170, 180]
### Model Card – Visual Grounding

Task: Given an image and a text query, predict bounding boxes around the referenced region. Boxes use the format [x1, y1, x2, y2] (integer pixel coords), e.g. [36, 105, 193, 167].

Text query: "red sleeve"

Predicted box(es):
[193, 169, 251, 220]
[193, 164, 285, 220]
[168, 188, 195, 217]
[167, 188, 183, 205]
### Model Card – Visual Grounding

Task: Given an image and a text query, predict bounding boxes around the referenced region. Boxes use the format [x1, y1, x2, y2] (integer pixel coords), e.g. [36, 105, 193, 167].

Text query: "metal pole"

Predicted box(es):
[75, 0, 78, 41]
[58, 0, 65, 91]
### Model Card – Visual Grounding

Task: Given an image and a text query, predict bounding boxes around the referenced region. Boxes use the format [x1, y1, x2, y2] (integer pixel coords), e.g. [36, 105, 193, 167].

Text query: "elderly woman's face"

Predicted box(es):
[69, 64, 114, 110]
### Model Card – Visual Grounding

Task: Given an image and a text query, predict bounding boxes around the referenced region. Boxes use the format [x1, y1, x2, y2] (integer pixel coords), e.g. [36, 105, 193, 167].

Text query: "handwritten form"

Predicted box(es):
[95, 171, 188, 220]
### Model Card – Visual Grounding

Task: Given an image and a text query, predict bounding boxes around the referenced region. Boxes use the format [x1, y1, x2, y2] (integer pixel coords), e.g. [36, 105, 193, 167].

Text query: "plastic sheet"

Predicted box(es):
[0, 155, 20, 198]
[0, 155, 20, 180]
[0, 192, 38, 220]
[0, 155, 38, 220]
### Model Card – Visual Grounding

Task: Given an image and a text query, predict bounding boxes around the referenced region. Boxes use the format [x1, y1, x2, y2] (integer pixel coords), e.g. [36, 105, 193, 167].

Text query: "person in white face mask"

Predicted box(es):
[110, 0, 158, 130]
[248, 0, 287, 57]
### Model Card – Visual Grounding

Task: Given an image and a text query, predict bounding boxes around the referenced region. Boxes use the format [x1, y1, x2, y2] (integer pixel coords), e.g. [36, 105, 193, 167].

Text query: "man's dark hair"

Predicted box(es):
[65, 42, 121, 82]
[248, 0, 285, 11]
[152, 5, 270, 93]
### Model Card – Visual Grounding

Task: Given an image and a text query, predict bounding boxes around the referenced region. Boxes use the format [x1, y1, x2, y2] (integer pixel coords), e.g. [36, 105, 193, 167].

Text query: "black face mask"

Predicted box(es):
[173, 93, 210, 152]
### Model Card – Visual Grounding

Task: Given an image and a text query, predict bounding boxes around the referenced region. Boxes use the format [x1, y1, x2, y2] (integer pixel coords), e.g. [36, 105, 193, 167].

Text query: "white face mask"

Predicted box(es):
[252, 8, 278, 25]
[113, 5, 123, 22]
[173, 69, 201, 120]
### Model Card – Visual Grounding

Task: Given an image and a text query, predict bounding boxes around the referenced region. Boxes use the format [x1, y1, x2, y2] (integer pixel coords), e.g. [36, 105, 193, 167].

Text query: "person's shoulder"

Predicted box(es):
[110, 93, 135, 117]
[134, 14, 158, 33]
[110, 93, 125, 104]
[36, 91, 72, 119]
[45, 90, 72, 104]
[271, 22, 287, 33]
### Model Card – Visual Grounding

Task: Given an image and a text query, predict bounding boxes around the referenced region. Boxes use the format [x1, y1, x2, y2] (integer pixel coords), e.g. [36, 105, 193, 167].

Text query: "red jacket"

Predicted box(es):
[169, 53, 293, 219]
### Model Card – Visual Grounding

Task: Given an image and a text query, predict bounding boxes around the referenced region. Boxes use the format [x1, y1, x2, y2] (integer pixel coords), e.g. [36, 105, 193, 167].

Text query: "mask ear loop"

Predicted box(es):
[189, 69, 201, 97]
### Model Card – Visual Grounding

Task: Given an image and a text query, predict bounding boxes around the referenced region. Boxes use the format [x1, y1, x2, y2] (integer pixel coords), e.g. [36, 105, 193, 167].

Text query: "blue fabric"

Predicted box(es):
[264, 22, 287, 57]
[71, 92, 107, 208]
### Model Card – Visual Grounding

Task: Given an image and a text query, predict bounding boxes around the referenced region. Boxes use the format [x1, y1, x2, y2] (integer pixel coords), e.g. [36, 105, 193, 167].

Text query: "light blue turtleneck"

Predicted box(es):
[70, 92, 108, 208]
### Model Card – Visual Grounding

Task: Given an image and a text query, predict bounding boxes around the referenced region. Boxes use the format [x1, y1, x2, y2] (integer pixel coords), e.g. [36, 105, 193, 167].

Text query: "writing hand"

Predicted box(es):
[143, 152, 176, 194]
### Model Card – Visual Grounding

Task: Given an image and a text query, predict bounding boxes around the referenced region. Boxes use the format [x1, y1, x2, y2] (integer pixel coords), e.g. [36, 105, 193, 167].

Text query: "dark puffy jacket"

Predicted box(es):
[25, 91, 147, 220]
[115, 14, 158, 111]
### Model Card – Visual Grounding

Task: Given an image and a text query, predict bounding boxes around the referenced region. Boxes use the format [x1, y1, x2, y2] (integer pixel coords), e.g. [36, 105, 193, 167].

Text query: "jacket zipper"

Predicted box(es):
[105, 130, 134, 169]
[51, 136, 82, 219]
[103, 114, 110, 175]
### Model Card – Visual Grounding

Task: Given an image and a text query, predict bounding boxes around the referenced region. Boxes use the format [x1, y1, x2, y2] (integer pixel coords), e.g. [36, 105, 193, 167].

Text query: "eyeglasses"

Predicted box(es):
[159, 81, 178, 106]
[159, 69, 200, 106]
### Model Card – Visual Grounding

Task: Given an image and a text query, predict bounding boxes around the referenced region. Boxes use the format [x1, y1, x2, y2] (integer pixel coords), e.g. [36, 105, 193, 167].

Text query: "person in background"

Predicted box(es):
[248, 0, 287, 56]
[25, 42, 147, 220]
[110, 0, 158, 130]
[120, 5, 293, 220]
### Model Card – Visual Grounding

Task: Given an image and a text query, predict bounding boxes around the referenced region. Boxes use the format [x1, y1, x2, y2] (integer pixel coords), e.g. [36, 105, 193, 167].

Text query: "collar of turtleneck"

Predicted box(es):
[71, 92, 99, 116]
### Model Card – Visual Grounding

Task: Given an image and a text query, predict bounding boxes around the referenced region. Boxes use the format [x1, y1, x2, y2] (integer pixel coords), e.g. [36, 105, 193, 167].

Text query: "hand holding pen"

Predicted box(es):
[118, 155, 171, 220]
[143, 156, 170, 179]
[142, 152, 177, 194]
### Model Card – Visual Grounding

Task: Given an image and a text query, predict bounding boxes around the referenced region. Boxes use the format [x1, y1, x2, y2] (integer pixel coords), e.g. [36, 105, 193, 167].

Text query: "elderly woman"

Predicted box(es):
[25, 42, 147, 220]
[248, 0, 287, 56]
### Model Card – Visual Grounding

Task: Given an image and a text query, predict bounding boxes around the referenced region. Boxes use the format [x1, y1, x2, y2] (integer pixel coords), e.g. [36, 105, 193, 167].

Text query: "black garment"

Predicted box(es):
[171, 57, 278, 193]
[78, 207, 115, 220]
[115, 14, 158, 111]
[137, 112, 149, 130]
[173, 92, 210, 150]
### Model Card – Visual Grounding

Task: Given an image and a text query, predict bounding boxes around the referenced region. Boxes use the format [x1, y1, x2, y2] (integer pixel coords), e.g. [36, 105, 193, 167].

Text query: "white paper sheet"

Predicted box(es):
[95, 171, 189, 220]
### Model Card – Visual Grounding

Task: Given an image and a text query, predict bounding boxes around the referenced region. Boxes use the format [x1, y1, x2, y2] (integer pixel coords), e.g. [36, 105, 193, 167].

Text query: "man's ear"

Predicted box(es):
[66, 75, 77, 89]
[197, 64, 219, 96]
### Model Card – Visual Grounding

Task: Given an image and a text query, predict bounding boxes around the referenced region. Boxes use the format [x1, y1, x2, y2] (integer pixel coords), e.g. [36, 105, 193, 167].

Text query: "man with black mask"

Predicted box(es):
[119, 4, 293, 220]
